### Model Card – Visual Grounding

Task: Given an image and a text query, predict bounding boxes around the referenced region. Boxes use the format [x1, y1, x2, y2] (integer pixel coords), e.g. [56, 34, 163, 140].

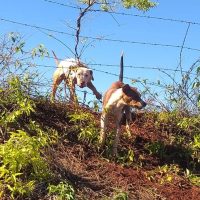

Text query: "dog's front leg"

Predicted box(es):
[87, 82, 102, 100]
[112, 113, 122, 156]
[124, 106, 132, 137]
[51, 74, 64, 101]
[68, 80, 78, 103]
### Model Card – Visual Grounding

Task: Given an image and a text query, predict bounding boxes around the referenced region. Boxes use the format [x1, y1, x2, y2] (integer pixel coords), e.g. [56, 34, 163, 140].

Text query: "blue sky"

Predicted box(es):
[1, 0, 200, 106]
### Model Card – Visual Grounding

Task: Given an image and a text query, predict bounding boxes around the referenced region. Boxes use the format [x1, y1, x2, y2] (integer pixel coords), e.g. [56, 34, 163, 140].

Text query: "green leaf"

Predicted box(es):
[7, 184, 14, 192]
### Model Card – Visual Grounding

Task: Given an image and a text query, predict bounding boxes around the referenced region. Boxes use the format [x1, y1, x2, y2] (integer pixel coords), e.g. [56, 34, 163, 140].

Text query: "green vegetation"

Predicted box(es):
[69, 109, 100, 144]
[146, 164, 180, 184]
[0, 33, 74, 199]
[79, 0, 157, 11]
[0, 130, 50, 198]
[111, 190, 128, 200]
[48, 181, 75, 200]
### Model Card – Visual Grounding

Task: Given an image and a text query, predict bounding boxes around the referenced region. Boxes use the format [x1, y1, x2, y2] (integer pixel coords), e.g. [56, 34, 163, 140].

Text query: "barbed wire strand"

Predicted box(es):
[31, 63, 167, 88]
[30, 52, 195, 74]
[1, 17, 200, 52]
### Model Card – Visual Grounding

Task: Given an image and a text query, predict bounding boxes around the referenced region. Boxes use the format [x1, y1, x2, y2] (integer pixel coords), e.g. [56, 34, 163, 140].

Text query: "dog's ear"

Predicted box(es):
[89, 70, 94, 80]
[122, 84, 130, 94]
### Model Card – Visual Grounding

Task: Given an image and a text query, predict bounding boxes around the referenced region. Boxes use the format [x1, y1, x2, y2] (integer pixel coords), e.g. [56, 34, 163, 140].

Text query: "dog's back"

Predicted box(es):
[103, 81, 145, 109]
[103, 81, 123, 107]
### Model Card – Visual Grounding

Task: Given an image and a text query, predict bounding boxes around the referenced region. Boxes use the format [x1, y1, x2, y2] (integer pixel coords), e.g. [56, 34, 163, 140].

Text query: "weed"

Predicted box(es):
[69, 110, 99, 144]
[48, 181, 75, 200]
[27, 120, 59, 145]
[145, 141, 166, 159]
[184, 169, 200, 186]
[146, 164, 180, 184]
[87, 99, 101, 112]
[112, 190, 128, 200]
[117, 149, 135, 166]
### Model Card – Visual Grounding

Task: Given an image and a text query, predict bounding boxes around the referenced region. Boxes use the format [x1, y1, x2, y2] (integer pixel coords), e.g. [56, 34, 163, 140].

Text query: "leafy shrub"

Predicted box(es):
[0, 32, 49, 138]
[0, 76, 35, 128]
[0, 130, 50, 198]
[69, 110, 99, 144]
[27, 120, 59, 145]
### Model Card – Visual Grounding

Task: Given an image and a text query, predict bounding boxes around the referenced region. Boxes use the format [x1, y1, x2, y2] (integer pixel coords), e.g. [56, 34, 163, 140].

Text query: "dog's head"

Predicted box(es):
[122, 84, 146, 109]
[75, 67, 94, 88]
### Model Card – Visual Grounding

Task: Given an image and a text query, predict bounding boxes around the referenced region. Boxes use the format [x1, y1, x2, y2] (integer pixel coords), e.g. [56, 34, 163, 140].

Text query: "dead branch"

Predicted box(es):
[75, 0, 96, 60]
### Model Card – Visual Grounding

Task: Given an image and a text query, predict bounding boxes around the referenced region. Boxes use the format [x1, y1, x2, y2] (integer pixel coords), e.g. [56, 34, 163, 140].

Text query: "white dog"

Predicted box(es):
[51, 52, 102, 102]
[100, 81, 146, 156]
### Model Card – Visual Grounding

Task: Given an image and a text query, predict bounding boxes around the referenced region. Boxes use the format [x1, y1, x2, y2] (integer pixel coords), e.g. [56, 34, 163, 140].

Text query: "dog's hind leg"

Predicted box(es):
[112, 126, 120, 156]
[112, 112, 123, 156]
[100, 112, 107, 148]
[51, 74, 65, 101]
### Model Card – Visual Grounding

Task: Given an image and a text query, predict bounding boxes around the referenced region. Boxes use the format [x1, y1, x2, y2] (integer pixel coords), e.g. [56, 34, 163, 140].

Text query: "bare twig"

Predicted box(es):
[178, 22, 191, 74]
[75, 0, 96, 60]
[37, 28, 75, 57]
[160, 69, 197, 109]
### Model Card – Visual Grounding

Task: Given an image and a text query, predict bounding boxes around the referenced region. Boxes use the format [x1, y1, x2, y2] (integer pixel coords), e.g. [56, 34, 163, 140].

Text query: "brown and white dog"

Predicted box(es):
[51, 52, 102, 102]
[100, 81, 146, 155]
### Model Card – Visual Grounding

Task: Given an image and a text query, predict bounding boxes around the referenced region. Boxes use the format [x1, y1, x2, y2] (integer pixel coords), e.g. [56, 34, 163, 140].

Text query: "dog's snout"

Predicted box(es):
[135, 100, 146, 109]
[138, 100, 146, 109]
[79, 82, 85, 88]
[142, 101, 147, 108]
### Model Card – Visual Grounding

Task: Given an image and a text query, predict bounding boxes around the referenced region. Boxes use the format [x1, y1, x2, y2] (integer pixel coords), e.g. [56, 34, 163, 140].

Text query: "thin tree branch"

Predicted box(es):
[37, 28, 75, 57]
[179, 22, 191, 74]
[75, 0, 96, 60]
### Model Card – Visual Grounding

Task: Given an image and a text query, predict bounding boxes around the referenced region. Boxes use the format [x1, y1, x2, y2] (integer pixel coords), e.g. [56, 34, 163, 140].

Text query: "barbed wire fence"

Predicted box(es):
[0, 1, 200, 112]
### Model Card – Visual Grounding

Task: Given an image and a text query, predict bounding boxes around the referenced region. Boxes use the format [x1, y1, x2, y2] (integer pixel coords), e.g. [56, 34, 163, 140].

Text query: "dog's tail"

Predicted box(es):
[52, 50, 59, 67]
[119, 51, 124, 82]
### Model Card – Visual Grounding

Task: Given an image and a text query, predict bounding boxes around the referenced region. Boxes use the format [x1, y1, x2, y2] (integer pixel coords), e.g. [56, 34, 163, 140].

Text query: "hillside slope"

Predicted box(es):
[1, 100, 200, 199]
[32, 100, 200, 200]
